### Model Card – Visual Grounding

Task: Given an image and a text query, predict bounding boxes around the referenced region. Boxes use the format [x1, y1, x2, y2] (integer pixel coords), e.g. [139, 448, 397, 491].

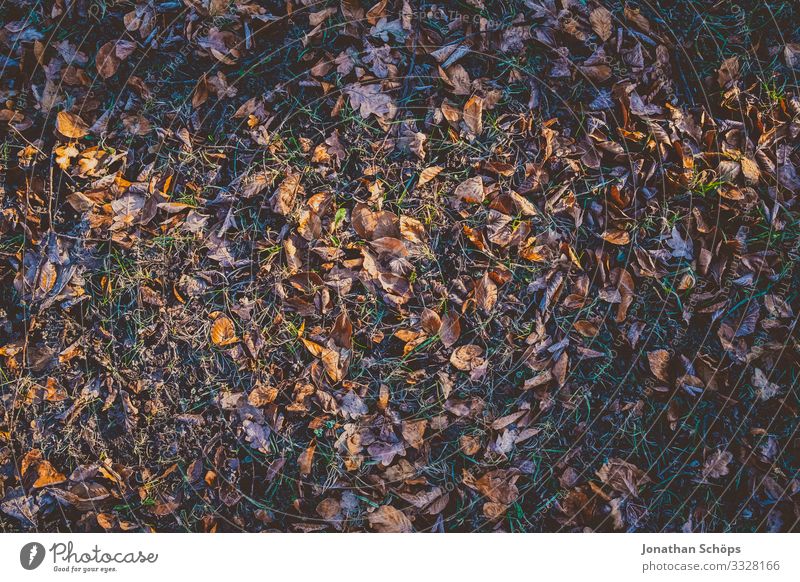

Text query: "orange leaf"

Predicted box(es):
[56, 111, 89, 139]
[600, 229, 630, 245]
[210, 316, 238, 346]
[573, 320, 599, 337]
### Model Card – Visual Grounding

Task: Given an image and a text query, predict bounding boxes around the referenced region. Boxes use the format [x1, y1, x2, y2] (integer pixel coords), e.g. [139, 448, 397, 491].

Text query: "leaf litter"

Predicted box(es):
[0, 0, 798, 533]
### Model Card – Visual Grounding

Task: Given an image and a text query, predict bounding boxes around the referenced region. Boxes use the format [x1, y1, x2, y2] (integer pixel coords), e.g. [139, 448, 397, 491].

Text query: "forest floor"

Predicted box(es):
[0, 0, 799, 532]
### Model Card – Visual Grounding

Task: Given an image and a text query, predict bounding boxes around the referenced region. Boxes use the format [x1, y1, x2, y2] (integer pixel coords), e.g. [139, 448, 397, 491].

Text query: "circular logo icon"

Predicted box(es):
[20, 542, 46, 570]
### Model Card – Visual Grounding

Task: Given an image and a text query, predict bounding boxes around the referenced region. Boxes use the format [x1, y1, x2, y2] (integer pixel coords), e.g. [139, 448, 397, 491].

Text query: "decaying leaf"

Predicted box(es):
[752, 368, 781, 401]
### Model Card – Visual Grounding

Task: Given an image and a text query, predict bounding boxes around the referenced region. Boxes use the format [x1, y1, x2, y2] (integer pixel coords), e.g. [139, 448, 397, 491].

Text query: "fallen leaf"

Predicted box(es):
[454, 176, 485, 204]
[210, 316, 238, 346]
[298, 441, 316, 477]
[56, 111, 89, 138]
[463, 95, 483, 134]
[450, 344, 485, 372]
[752, 368, 781, 401]
[601, 229, 630, 245]
[439, 313, 461, 348]
[648, 350, 671, 383]
[368, 505, 412, 532]
[418, 166, 443, 186]
[702, 449, 733, 479]
[590, 7, 613, 42]
[344, 83, 397, 121]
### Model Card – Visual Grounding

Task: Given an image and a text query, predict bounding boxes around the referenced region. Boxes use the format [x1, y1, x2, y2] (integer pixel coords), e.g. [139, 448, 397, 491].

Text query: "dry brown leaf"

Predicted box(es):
[475, 272, 498, 313]
[439, 313, 461, 348]
[418, 166, 443, 186]
[460, 434, 481, 456]
[589, 7, 613, 42]
[368, 505, 412, 532]
[573, 320, 599, 337]
[450, 344, 485, 372]
[596, 458, 650, 497]
[56, 111, 89, 139]
[352, 203, 399, 240]
[474, 469, 519, 504]
[401, 418, 427, 449]
[331, 311, 353, 350]
[32, 460, 67, 488]
[483, 502, 508, 520]
[248, 384, 278, 407]
[271, 174, 303, 215]
[581, 64, 612, 83]
[316, 497, 342, 522]
[309, 7, 338, 26]
[717, 56, 740, 88]
[601, 229, 630, 245]
[419, 309, 441, 336]
[96, 40, 136, 78]
[623, 5, 651, 33]
[365, 0, 387, 25]
[552, 350, 569, 387]
[344, 83, 396, 121]
[298, 441, 316, 477]
[463, 95, 484, 134]
[454, 176, 485, 204]
[341, 0, 365, 23]
[741, 157, 761, 184]
[647, 349, 671, 383]
[718, 184, 745, 200]
[22, 451, 67, 489]
[400, 216, 426, 244]
[96, 41, 120, 78]
[301, 338, 345, 383]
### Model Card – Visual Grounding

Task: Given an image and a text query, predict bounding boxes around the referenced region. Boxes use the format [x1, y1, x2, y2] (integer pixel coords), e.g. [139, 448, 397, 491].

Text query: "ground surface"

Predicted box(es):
[0, 0, 799, 532]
